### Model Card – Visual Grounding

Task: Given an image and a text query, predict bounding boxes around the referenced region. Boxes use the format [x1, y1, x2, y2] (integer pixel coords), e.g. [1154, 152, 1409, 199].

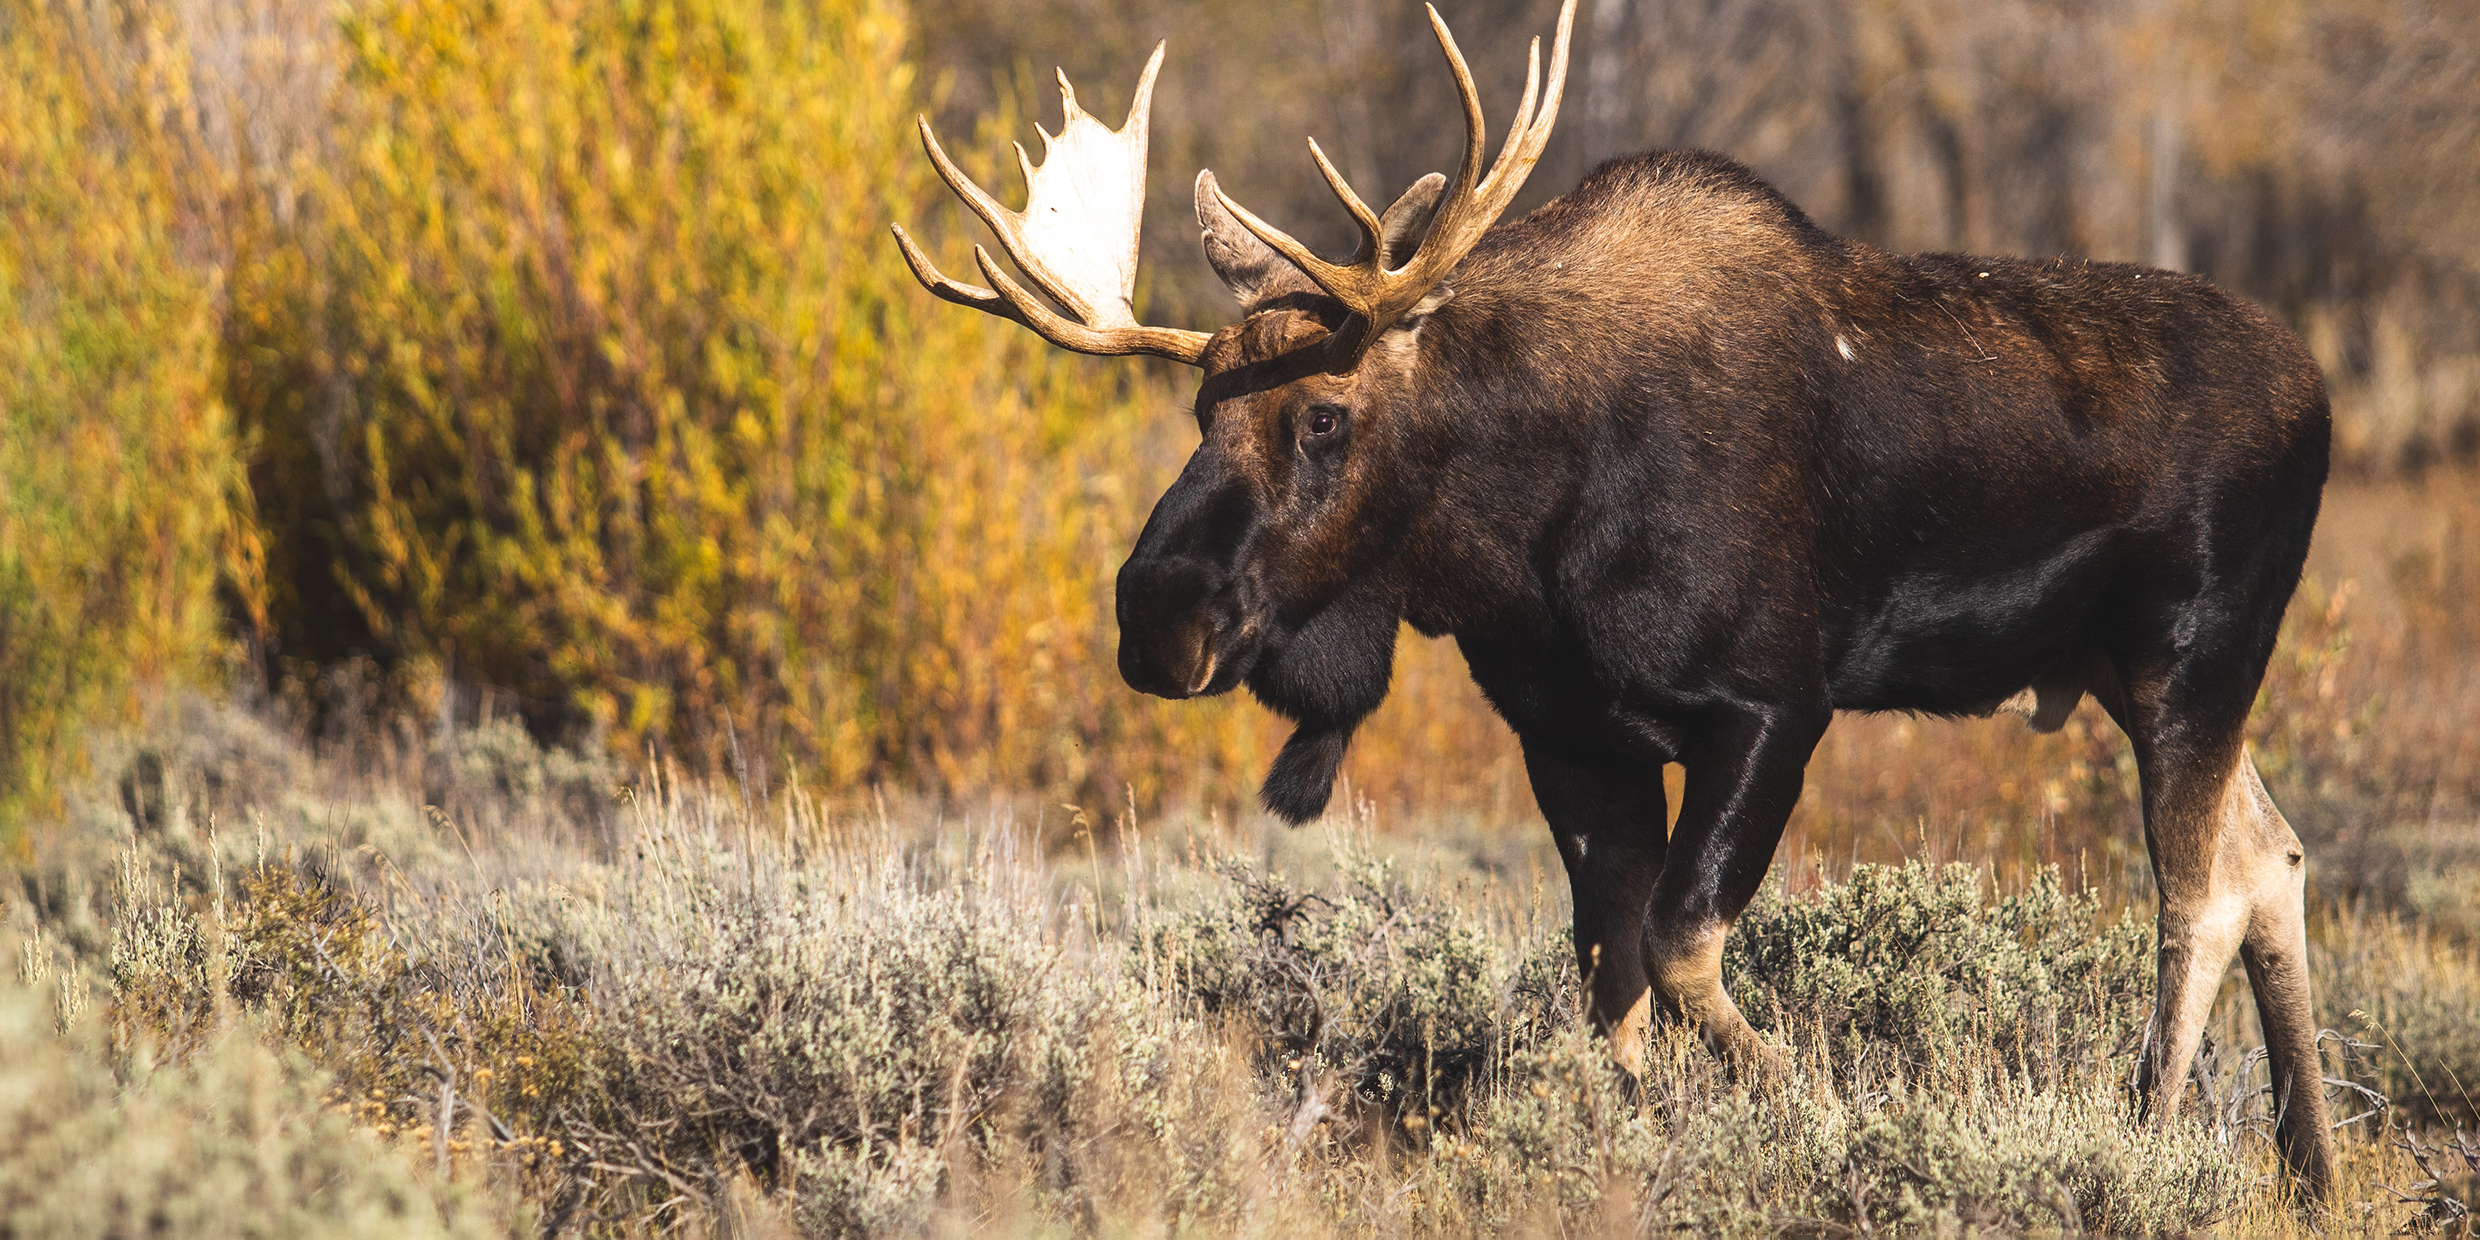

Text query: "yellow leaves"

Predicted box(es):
[248, 0, 1280, 799]
[3, 0, 1516, 817]
[0, 6, 242, 828]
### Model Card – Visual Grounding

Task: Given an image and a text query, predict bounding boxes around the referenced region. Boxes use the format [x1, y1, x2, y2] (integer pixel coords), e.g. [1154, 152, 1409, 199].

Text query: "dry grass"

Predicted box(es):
[5, 681, 2474, 1237]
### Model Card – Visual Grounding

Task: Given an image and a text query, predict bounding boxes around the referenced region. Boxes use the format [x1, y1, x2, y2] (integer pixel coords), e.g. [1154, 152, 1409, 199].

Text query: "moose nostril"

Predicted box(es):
[1116, 610, 1225, 700]
[1186, 638, 1219, 696]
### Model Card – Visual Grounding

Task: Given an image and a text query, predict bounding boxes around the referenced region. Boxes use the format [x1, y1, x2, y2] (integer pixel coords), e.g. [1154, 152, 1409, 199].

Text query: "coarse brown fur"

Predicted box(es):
[1107, 147, 2337, 1205]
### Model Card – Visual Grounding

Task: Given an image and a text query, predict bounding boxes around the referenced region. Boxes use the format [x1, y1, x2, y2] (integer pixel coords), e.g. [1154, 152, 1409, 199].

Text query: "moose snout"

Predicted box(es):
[1115, 557, 1246, 700]
[1116, 618, 1219, 699]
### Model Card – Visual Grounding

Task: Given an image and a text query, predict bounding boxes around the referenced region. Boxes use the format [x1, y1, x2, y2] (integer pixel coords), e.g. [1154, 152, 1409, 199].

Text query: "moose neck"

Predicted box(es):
[1379, 153, 1846, 650]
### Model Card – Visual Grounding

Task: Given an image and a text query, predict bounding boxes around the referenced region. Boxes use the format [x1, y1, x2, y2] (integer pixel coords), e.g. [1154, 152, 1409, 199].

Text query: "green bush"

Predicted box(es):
[1727, 862, 2156, 1077]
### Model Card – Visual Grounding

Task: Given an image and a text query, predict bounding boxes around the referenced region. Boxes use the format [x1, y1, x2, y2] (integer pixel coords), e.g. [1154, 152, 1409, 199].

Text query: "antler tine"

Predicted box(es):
[915, 116, 1099, 323]
[892, 42, 1210, 366]
[885, 228, 1209, 362]
[1425, 3, 1489, 208]
[1211, 0, 1577, 368]
[1480, 38, 1544, 195]
[1210, 184, 1341, 290]
[891, 223, 1011, 315]
[1306, 138, 1385, 259]
[971, 246, 1210, 360]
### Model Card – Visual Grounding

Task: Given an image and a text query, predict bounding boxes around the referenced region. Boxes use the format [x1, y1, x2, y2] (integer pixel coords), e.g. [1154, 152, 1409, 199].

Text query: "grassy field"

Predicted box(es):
[4, 738, 2474, 1237]
[5, 0, 2479, 1232]
[7, 467, 2479, 1237]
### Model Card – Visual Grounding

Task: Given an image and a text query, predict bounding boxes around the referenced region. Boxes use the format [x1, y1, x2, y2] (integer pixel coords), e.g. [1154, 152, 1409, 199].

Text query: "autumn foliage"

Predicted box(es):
[4, 0, 2477, 840]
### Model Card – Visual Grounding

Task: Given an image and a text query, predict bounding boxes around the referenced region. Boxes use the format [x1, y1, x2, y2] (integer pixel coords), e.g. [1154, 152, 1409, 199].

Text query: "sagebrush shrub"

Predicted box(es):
[4, 931, 506, 1237]
[1727, 861, 2155, 1079]
[566, 830, 1105, 1217]
[1142, 842, 1533, 1117]
[52, 716, 2461, 1237]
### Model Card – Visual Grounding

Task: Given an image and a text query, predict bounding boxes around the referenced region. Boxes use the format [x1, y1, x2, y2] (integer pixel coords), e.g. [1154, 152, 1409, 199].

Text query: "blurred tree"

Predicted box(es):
[0, 0, 250, 828]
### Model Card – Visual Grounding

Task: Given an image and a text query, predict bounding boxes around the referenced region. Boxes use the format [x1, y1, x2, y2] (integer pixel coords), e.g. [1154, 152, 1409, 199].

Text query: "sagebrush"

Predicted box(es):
[11, 698, 2471, 1236]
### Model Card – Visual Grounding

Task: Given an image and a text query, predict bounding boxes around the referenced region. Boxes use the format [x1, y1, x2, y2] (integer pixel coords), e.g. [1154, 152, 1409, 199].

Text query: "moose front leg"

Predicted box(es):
[1522, 742, 1670, 1077]
[1641, 702, 1827, 1069]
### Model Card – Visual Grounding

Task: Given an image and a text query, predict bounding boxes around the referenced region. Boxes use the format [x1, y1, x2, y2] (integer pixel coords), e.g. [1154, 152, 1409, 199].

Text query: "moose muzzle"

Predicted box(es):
[1114, 553, 1252, 699]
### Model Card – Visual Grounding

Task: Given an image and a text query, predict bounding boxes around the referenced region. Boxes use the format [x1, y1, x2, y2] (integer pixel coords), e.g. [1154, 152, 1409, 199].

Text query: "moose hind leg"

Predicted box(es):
[2131, 730, 2336, 1204]
[2231, 752, 2337, 1202]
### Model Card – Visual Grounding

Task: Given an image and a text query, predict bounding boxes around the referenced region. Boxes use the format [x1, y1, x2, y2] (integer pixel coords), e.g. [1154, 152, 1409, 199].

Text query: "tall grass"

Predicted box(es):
[12, 697, 2473, 1236]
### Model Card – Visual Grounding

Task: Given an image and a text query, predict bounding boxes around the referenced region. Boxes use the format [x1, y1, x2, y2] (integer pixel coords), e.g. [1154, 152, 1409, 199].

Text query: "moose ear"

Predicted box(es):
[1371, 172, 1445, 268]
[1365, 174, 1452, 338]
[1198, 170, 1316, 308]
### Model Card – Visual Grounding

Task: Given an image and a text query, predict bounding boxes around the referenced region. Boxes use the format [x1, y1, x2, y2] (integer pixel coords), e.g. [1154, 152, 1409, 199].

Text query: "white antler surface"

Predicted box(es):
[892, 43, 1209, 364]
[1015, 59, 1153, 325]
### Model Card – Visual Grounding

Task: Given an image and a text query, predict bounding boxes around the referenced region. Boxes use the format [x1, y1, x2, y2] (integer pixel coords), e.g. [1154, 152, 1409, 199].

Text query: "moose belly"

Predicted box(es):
[1820, 524, 2135, 719]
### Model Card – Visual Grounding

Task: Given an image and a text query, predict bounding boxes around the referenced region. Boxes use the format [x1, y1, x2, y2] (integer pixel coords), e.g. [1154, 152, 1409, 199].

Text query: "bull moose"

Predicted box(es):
[892, 0, 2337, 1203]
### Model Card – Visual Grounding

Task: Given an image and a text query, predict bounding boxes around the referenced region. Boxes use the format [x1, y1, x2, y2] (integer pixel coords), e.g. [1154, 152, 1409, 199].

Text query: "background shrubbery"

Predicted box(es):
[3, 0, 1279, 826]
[8, 706, 2469, 1236]
[0, 4, 243, 822]
[231, 0, 1266, 801]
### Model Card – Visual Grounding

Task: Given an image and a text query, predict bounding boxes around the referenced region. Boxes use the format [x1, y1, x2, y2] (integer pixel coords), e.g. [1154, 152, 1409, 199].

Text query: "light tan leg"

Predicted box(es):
[2230, 753, 2336, 1201]
[1645, 919, 1783, 1072]
[2136, 747, 2254, 1124]
[1606, 986, 1655, 1079]
[2136, 744, 2333, 1203]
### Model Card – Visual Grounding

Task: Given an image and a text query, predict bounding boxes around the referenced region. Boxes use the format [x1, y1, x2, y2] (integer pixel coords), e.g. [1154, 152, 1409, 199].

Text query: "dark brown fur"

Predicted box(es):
[1113, 149, 2336, 1203]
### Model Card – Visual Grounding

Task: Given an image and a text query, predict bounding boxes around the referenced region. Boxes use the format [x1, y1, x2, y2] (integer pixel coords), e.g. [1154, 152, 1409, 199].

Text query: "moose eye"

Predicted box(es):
[1305, 405, 1342, 437]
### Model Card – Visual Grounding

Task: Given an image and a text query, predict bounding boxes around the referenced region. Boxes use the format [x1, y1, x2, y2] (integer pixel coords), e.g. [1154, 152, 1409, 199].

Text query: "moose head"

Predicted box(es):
[892, 2, 1577, 824]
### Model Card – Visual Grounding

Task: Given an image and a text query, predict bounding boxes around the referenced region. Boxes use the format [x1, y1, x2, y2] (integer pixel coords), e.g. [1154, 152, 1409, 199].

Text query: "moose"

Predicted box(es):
[893, 0, 2336, 1204]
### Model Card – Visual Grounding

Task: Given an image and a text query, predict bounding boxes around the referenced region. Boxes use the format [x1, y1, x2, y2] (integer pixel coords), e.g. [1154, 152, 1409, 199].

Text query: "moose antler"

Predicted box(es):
[891, 43, 1211, 366]
[1209, 0, 1577, 367]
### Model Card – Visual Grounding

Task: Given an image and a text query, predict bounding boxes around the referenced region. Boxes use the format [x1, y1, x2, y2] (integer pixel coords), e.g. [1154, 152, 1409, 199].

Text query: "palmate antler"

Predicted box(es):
[890, 44, 1211, 365]
[895, 4, 1574, 371]
[1212, 0, 1577, 367]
